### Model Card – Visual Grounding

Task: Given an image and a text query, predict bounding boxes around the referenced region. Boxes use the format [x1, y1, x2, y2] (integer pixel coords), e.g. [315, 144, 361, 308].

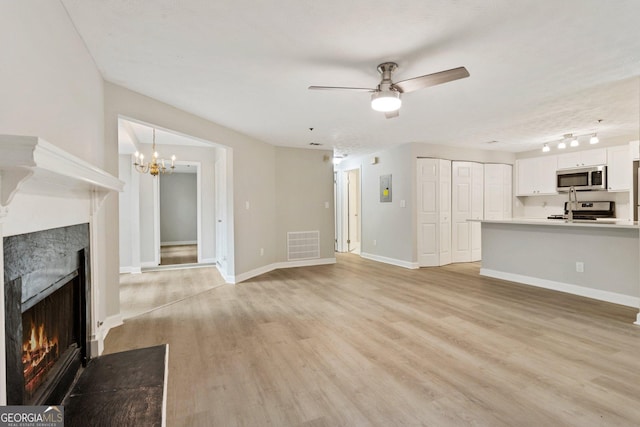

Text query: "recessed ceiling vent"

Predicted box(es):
[309, 142, 322, 146]
[287, 231, 320, 261]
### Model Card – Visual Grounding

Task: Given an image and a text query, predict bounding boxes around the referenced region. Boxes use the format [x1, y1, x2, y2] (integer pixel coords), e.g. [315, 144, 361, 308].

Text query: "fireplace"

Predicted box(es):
[4, 224, 90, 405]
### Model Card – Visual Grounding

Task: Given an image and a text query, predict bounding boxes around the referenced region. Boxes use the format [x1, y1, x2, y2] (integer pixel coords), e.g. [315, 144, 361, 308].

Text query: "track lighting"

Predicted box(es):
[590, 133, 599, 144]
[558, 140, 566, 149]
[570, 135, 579, 147]
[542, 144, 550, 152]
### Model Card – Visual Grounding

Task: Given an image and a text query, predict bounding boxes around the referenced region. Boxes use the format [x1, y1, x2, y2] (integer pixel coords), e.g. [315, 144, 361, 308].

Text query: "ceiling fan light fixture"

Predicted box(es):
[371, 90, 401, 112]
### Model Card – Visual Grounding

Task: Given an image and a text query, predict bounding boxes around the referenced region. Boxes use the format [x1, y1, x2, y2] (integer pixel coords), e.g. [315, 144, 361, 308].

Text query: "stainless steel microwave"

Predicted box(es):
[556, 165, 607, 192]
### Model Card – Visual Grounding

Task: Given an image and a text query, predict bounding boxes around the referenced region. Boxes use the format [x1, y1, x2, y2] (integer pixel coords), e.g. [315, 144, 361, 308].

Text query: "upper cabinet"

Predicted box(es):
[607, 145, 631, 191]
[557, 147, 607, 169]
[515, 155, 558, 196]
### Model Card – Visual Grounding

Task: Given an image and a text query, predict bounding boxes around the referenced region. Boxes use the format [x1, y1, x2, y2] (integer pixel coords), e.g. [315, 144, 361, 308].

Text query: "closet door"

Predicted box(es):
[452, 161, 483, 263]
[417, 159, 452, 267]
[417, 159, 439, 266]
[484, 163, 513, 220]
[438, 160, 452, 266]
[470, 163, 484, 262]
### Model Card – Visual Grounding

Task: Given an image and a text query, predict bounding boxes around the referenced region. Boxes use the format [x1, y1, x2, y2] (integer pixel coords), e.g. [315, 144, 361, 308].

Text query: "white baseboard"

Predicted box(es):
[119, 266, 142, 274]
[229, 258, 337, 284]
[141, 261, 159, 268]
[200, 257, 216, 264]
[480, 268, 640, 308]
[635, 313, 640, 327]
[360, 252, 419, 269]
[161, 240, 197, 246]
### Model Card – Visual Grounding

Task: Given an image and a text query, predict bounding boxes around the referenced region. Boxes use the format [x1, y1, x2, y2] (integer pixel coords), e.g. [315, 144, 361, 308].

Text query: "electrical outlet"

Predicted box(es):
[576, 261, 584, 273]
[373, 240, 377, 246]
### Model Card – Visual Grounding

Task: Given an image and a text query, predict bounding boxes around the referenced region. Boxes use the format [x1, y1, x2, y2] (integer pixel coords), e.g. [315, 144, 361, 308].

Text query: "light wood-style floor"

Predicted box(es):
[106, 254, 640, 426]
[119, 266, 225, 320]
[161, 244, 198, 265]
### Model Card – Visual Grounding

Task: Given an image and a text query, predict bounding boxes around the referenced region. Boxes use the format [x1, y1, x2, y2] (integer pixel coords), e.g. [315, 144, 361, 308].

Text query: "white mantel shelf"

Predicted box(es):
[0, 135, 124, 213]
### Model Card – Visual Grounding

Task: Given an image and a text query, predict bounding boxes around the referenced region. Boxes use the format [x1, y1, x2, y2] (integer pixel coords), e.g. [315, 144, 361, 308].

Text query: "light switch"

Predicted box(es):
[245, 201, 250, 210]
[324, 201, 330, 209]
[400, 199, 406, 208]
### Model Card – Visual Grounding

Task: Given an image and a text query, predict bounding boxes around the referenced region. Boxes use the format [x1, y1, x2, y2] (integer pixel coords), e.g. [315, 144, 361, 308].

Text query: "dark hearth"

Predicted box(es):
[4, 224, 90, 405]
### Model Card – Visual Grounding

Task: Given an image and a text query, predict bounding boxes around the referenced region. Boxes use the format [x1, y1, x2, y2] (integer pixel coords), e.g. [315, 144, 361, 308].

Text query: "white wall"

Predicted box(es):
[160, 173, 198, 244]
[118, 155, 132, 267]
[0, 2, 113, 404]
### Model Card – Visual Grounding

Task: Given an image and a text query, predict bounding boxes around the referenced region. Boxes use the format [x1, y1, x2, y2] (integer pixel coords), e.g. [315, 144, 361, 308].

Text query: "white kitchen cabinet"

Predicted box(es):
[416, 159, 451, 267]
[515, 155, 557, 196]
[484, 163, 512, 220]
[607, 145, 631, 191]
[557, 148, 607, 169]
[452, 161, 483, 263]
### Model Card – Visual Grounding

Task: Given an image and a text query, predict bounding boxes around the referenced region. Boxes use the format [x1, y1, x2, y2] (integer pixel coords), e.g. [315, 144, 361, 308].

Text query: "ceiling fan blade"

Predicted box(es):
[385, 110, 399, 119]
[393, 66, 470, 93]
[308, 85, 376, 92]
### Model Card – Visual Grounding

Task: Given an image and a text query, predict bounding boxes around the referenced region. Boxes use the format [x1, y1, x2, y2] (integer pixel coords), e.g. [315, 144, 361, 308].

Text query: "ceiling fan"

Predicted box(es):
[309, 62, 469, 118]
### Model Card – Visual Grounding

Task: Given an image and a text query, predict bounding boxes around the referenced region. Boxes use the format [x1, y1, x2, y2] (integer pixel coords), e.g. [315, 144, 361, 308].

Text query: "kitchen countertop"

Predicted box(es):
[470, 218, 640, 229]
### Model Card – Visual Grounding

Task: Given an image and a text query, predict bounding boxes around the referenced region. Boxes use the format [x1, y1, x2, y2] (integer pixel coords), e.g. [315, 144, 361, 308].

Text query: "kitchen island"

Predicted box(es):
[474, 218, 640, 324]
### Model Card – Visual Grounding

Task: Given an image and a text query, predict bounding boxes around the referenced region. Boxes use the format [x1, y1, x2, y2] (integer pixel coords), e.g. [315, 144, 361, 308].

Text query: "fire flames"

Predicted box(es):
[22, 322, 58, 394]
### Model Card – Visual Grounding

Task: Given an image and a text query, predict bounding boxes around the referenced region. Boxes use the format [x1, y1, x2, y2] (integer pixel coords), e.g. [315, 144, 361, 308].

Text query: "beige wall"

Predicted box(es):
[275, 147, 335, 261]
[105, 83, 335, 279]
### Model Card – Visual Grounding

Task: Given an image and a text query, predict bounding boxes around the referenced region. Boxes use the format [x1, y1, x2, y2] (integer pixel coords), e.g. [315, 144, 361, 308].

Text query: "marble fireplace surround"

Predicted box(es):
[0, 135, 124, 404]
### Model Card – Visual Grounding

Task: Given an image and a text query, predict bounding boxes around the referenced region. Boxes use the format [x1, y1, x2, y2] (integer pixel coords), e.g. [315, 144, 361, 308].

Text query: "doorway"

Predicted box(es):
[159, 163, 200, 266]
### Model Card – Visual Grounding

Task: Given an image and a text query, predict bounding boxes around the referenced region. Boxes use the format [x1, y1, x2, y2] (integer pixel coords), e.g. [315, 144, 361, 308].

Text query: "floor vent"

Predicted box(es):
[287, 231, 320, 261]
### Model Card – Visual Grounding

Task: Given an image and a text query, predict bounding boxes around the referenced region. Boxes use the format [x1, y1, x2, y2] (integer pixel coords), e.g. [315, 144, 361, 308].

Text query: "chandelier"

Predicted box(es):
[133, 128, 176, 176]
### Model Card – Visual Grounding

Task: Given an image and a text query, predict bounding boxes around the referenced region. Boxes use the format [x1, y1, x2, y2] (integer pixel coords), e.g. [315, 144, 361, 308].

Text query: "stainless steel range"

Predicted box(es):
[547, 201, 615, 220]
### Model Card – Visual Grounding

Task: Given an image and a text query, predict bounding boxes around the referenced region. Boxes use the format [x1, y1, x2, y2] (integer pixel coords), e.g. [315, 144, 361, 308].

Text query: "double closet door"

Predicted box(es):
[417, 160, 512, 267]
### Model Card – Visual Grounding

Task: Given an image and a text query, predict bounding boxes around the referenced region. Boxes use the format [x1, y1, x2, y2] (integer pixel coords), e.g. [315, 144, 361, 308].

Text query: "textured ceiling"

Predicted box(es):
[62, 0, 640, 156]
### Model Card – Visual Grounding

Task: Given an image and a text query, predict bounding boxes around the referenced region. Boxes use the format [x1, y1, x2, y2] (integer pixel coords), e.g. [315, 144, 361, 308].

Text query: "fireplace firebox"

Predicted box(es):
[4, 224, 90, 405]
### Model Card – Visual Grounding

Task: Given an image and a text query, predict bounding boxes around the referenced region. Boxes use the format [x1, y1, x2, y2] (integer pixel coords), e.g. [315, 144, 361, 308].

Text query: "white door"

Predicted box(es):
[346, 169, 360, 253]
[417, 159, 439, 266]
[452, 162, 473, 263]
[484, 163, 504, 220]
[452, 161, 483, 263]
[470, 163, 484, 261]
[417, 159, 452, 267]
[215, 156, 227, 272]
[438, 160, 452, 266]
[502, 164, 513, 219]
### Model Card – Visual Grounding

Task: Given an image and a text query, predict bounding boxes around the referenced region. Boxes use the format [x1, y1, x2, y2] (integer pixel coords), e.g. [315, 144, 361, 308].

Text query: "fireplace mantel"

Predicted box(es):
[0, 135, 124, 216]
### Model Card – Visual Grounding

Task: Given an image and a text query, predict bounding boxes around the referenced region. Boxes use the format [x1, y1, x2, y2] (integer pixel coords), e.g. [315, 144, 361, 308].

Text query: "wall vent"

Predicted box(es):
[287, 231, 320, 261]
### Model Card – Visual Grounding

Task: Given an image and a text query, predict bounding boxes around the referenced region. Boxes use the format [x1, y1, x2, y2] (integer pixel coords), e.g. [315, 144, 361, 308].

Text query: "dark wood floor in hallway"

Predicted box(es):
[105, 254, 640, 426]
